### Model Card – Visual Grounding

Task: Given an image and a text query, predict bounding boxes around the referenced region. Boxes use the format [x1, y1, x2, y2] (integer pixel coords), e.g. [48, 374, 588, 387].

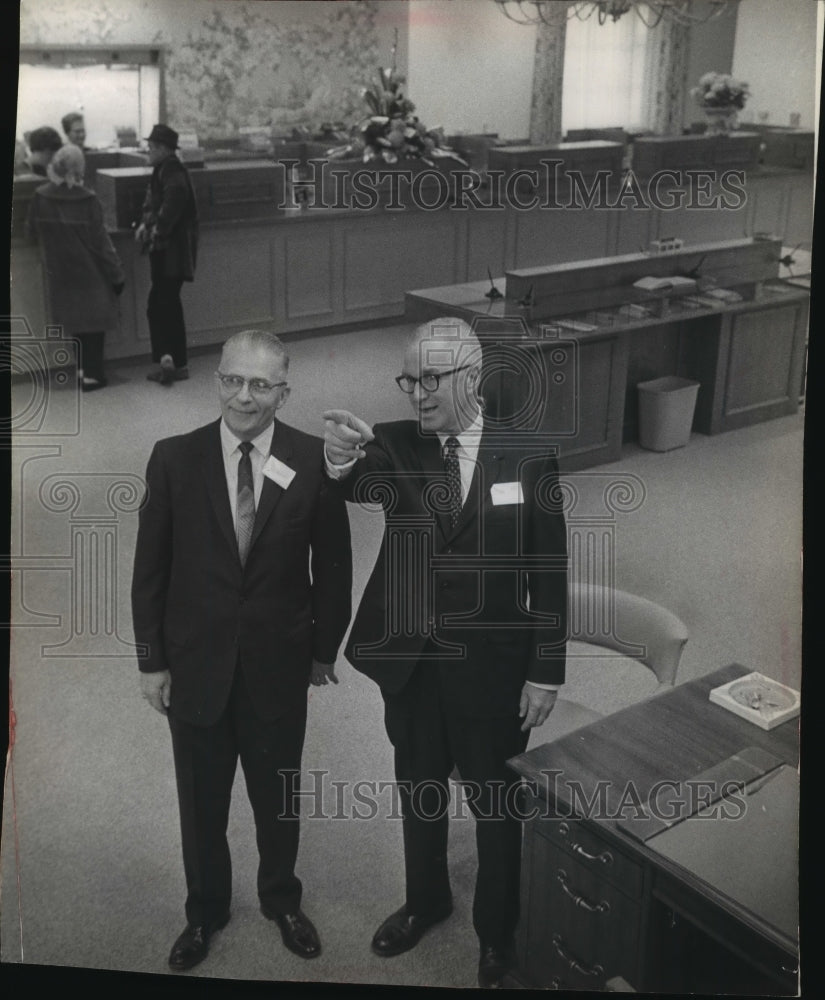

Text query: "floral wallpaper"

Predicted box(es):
[166, 4, 382, 135]
[20, 0, 392, 138]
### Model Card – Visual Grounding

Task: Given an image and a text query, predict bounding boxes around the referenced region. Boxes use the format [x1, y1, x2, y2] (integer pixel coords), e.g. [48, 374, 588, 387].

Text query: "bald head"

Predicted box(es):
[401, 316, 483, 434]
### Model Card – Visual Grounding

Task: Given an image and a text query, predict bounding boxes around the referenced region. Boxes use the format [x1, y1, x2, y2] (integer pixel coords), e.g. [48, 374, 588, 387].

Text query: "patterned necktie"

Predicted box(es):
[444, 436, 462, 528]
[236, 441, 256, 565]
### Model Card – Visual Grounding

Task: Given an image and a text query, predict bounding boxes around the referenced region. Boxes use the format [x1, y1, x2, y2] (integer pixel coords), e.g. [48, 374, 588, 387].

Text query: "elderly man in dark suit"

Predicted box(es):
[324, 318, 567, 988]
[136, 123, 199, 385]
[132, 329, 352, 971]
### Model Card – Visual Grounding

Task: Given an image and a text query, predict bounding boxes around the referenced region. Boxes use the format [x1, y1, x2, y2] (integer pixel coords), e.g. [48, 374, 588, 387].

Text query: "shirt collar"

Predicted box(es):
[220, 419, 274, 461]
[437, 410, 484, 454]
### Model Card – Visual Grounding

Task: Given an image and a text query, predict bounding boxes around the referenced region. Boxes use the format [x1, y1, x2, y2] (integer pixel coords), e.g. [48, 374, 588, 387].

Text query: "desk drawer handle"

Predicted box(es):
[558, 822, 614, 866]
[551, 933, 604, 979]
[556, 869, 611, 914]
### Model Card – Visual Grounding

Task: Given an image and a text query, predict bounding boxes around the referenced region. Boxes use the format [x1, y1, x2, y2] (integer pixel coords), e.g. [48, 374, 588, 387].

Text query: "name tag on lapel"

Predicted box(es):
[490, 481, 524, 506]
[263, 455, 296, 489]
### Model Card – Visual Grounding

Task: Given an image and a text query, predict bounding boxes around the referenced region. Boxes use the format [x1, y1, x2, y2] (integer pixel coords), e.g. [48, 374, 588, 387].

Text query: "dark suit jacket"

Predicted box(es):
[131, 418, 352, 726]
[341, 421, 567, 718]
[141, 154, 198, 280]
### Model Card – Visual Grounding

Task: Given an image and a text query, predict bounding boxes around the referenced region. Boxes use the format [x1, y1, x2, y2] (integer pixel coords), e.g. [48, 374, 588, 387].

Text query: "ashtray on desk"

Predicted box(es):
[709, 671, 800, 730]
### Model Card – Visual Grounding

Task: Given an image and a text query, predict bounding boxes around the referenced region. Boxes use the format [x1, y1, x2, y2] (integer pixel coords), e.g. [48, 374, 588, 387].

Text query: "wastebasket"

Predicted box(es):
[637, 376, 700, 452]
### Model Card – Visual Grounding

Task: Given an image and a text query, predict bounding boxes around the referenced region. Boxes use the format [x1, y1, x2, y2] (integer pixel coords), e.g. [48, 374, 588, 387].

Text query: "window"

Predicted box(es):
[562, 13, 650, 133]
[17, 48, 162, 149]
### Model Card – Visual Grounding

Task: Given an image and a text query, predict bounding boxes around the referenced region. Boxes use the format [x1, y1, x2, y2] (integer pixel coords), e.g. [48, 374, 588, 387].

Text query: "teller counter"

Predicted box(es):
[405, 237, 808, 470]
[10, 153, 813, 363]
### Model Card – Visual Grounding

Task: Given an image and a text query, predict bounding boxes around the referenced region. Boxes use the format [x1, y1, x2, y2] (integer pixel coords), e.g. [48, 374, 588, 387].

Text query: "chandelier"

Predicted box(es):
[493, 1, 732, 29]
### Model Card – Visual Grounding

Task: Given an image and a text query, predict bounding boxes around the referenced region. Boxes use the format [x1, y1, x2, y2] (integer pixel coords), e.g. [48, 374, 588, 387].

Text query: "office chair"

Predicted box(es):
[526, 583, 690, 747]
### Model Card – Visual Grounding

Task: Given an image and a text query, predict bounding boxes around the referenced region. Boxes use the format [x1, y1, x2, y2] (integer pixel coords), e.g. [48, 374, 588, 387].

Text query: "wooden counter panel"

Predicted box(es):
[340, 213, 461, 314]
[722, 303, 807, 422]
[511, 203, 613, 269]
[10, 245, 48, 337]
[183, 230, 276, 336]
[465, 210, 508, 282]
[655, 197, 750, 246]
[283, 228, 335, 322]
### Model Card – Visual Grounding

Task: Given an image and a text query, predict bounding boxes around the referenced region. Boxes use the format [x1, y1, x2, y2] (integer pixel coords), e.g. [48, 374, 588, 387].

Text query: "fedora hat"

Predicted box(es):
[144, 124, 179, 149]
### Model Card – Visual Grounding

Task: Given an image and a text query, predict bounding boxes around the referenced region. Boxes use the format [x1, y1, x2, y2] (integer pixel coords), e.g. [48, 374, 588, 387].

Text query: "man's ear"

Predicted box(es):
[275, 387, 291, 410]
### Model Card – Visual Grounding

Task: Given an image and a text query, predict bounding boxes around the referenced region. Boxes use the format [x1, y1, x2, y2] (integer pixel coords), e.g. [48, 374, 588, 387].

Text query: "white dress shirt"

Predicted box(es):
[220, 419, 274, 526]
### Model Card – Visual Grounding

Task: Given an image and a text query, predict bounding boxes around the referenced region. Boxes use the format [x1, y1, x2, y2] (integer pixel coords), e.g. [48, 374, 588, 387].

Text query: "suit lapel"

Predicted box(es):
[416, 431, 452, 542]
[202, 420, 238, 559]
[248, 419, 293, 553]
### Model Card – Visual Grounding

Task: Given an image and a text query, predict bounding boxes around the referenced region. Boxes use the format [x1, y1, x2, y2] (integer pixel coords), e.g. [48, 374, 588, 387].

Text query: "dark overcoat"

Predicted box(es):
[141, 154, 199, 280]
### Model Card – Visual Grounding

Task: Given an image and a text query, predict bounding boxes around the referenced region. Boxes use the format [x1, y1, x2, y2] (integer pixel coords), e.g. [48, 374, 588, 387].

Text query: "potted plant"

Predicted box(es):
[312, 66, 469, 209]
[690, 72, 751, 135]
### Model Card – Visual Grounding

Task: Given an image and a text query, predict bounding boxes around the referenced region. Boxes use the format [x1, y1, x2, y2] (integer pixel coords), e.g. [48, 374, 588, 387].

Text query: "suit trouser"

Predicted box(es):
[76, 331, 105, 381]
[167, 666, 307, 927]
[147, 251, 187, 368]
[382, 660, 529, 948]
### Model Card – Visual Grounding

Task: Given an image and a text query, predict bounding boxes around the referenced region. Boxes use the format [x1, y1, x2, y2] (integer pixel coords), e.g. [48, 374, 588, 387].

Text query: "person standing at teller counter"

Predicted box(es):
[135, 123, 199, 386]
[26, 144, 125, 391]
[25, 125, 63, 177]
[61, 111, 88, 150]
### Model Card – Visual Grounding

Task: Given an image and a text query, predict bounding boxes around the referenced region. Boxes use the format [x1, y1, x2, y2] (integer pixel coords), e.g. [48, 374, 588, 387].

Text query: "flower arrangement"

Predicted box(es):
[690, 72, 750, 111]
[326, 66, 466, 167]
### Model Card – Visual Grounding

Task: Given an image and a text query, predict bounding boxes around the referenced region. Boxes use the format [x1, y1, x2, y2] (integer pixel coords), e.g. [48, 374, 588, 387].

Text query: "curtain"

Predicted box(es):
[529, 4, 568, 144]
[643, 19, 690, 134]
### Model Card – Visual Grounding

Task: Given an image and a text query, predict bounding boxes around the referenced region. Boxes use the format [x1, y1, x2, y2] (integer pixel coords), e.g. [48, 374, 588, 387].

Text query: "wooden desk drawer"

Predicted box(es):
[521, 839, 641, 988]
[536, 817, 643, 899]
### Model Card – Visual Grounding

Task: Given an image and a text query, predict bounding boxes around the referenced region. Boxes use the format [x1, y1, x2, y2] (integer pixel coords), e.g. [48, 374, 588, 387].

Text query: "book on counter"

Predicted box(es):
[633, 275, 697, 292]
[555, 318, 598, 332]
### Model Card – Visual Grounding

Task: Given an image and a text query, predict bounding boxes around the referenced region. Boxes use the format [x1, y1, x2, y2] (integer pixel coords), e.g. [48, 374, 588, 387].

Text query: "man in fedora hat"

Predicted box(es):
[136, 123, 199, 386]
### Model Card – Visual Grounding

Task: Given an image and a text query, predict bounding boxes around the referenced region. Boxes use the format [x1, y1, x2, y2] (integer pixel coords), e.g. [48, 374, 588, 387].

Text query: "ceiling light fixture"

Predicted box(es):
[493, 1, 731, 29]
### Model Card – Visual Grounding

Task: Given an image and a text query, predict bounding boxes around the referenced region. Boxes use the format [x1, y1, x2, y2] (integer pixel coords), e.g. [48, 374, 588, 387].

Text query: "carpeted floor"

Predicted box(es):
[3, 323, 804, 992]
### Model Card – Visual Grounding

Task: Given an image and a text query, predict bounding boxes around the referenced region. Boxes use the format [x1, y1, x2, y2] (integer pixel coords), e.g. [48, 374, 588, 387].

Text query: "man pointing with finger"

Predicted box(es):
[324, 318, 567, 988]
[132, 329, 351, 972]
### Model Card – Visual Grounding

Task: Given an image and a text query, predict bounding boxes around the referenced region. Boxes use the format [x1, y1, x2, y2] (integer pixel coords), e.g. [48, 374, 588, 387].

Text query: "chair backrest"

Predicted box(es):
[567, 583, 689, 687]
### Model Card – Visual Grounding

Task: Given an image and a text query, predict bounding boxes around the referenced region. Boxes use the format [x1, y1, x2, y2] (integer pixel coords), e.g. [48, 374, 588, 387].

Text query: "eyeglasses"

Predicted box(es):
[395, 365, 473, 394]
[215, 372, 288, 396]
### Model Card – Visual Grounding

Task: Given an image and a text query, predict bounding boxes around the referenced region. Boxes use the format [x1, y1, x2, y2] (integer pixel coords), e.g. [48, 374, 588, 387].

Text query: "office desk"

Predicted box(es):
[507, 664, 800, 993]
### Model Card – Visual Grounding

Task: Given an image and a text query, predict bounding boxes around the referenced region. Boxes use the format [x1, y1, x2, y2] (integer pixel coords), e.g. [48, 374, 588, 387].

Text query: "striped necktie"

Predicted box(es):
[236, 441, 256, 565]
[444, 436, 462, 528]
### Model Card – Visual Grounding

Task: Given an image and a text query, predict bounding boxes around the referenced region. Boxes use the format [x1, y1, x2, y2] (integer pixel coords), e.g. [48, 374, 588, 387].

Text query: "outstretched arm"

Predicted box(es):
[323, 409, 375, 468]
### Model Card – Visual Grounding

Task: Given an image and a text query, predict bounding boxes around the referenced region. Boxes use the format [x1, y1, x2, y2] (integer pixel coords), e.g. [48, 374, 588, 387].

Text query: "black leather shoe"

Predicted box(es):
[371, 901, 453, 957]
[167, 913, 230, 971]
[266, 908, 321, 959]
[477, 942, 514, 989]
